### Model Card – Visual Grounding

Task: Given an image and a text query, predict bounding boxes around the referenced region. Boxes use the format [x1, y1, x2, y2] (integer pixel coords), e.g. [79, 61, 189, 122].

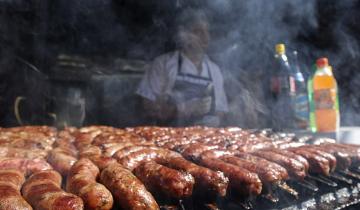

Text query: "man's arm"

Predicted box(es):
[137, 55, 177, 121]
[142, 97, 177, 121]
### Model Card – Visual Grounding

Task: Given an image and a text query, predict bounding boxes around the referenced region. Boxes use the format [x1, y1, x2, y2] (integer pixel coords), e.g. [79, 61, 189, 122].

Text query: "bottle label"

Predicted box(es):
[289, 77, 296, 94]
[271, 77, 280, 93]
[271, 76, 295, 94]
[294, 93, 309, 128]
[314, 89, 336, 109]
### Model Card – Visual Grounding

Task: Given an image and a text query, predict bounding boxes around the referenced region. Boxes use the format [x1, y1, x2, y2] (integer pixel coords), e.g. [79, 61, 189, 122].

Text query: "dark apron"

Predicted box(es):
[170, 53, 216, 126]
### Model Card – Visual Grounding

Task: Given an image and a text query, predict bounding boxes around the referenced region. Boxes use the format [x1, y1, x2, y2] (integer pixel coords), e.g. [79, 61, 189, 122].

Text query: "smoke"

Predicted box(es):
[195, 0, 360, 127]
[203, 0, 319, 127]
[1, 0, 360, 128]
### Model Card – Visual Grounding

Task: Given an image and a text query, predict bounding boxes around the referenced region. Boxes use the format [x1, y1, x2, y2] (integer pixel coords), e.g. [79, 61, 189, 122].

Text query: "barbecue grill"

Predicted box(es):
[1, 126, 360, 210]
[1, 1, 360, 210]
[210, 170, 360, 210]
[157, 135, 360, 210]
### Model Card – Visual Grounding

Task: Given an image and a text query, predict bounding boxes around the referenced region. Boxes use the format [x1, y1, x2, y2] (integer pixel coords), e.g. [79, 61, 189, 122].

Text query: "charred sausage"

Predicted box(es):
[161, 156, 228, 198]
[0, 158, 52, 176]
[235, 153, 289, 180]
[100, 163, 159, 210]
[0, 170, 32, 210]
[288, 149, 330, 176]
[66, 158, 113, 210]
[198, 154, 262, 196]
[296, 146, 337, 172]
[47, 148, 78, 176]
[264, 148, 309, 172]
[22, 170, 84, 210]
[252, 150, 306, 180]
[133, 161, 194, 199]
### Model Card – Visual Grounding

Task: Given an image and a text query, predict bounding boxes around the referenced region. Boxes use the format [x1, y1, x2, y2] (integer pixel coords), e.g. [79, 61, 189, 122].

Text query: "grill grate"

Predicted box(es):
[158, 168, 360, 210]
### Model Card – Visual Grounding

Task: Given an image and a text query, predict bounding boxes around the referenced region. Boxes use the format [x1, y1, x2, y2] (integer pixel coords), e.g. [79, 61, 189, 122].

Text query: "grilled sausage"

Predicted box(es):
[288, 149, 330, 176]
[117, 148, 181, 171]
[252, 150, 306, 180]
[0, 147, 47, 159]
[0, 127, 56, 151]
[78, 146, 102, 158]
[276, 142, 306, 149]
[158, 156, 229, 198]
[101, 143, 135, 157]
[264, 148, 309, 172]
[331, 152, 352, 170]
[179, 143, 220, 161]
[296, 146, 337, 172]
[0, 170, 32, 210]
[199, 150, 234, 159]
[118, 147, 229, 198]
[117, 147, 197, 198]
[201, 149, 284, 186]
[0, 158, 52, 176]
[22, 170, 84, 210]
[100, 163, 159, 210]
[113, 146, 161, 161]
[331, 144, 360, 166]
[47, 148, 78, 176]
[73, 132, 97, 148]
[92, 132, 144, 146]
[67, 159, 113, 210]
[87, 155, 118, 171]
[53, 134, 78, 157]
[221, 155, 283, 184]
[161, 140, 193, 150]
[236, 142, 275, 153]
[235, 153, 289, 180]
[316, 144, 352, 170]
[197, 156, 262, 196]
[133, 161, 194, 199]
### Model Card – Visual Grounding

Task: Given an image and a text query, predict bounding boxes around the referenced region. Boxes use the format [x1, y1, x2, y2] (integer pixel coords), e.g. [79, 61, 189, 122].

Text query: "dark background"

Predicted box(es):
[0, 0, 359, 127]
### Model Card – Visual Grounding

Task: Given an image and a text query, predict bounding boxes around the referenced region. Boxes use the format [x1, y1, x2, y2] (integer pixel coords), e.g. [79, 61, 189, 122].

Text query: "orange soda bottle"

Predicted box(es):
[312, 58, 340, 132]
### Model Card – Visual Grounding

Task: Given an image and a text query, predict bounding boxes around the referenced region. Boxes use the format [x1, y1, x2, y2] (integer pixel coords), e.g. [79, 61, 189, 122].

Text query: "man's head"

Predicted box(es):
[176, 8, 210, 55]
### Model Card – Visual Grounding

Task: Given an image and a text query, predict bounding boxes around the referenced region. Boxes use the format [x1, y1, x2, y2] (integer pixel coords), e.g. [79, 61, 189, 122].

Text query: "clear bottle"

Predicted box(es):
[270, 44, 295, 130]
[292, 51, 309, 129]
[310, 58, 340, 132]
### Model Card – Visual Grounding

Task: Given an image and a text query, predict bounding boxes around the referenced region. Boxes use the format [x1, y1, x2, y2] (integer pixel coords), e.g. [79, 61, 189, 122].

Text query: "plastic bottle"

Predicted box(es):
[292, 51, 309, 129]
[329, 66, 340, 128]
[270, 44, 295, 129]
[307, 64, 317, 132]
[309, 58, 340, 132]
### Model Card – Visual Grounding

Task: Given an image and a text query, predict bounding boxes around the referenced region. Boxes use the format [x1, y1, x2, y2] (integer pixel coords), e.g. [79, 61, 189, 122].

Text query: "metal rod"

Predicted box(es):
[160, 205, 181, 210]
[330, 173, 353, 185]
[350, 167, 360, 174]
[295, 180, 319, 192]
[306, 175, 337, 187]
[341, 170, 360, 180]
[276, 182, 299, 199]
[178, 200, 186, 210]
[203, 203, 220, 210]
[261, 193, 280, 203]
[237, 200, 253, 210]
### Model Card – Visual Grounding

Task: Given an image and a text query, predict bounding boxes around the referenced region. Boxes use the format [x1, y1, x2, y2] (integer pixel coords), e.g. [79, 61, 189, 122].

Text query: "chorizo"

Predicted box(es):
[100, 163, 159, 210]
[67, 159, 113, 210]
[22, 170, 84, 210]
[0, 170, 32, 210]
[133, 161, 194, 199]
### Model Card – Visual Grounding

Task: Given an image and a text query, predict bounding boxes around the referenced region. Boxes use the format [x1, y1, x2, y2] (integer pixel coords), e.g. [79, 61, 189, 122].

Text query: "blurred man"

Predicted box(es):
[137, 8, 228, 126]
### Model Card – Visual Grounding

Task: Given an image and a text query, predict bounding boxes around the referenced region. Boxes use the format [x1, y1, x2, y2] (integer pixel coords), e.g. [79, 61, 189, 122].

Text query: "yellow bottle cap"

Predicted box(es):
[275, 44, 286, 55]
